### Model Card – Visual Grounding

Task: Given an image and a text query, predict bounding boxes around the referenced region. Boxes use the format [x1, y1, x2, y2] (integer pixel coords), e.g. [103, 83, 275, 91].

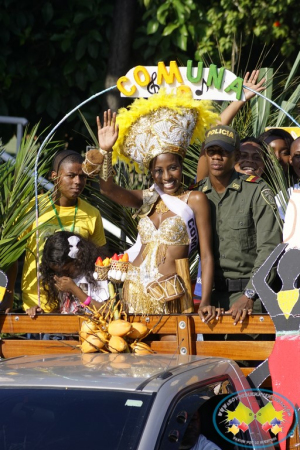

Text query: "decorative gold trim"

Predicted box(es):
[99, 151, 113, 182]
[154, 186, 186, 215]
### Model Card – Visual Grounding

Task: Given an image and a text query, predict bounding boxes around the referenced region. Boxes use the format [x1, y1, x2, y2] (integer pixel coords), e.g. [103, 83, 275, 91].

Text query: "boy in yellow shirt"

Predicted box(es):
[21, 149, 106, 312]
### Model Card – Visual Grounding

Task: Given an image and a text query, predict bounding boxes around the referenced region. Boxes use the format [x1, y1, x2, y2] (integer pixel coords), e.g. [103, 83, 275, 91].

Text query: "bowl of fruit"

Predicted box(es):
[108, 253, 129, 283]
[93, 256, 111, 281]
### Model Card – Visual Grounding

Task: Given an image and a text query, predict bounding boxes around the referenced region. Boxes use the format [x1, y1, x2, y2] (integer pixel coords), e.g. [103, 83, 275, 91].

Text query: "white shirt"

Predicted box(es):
[59, 276, 109, 314]
[74, 275, 109, 302]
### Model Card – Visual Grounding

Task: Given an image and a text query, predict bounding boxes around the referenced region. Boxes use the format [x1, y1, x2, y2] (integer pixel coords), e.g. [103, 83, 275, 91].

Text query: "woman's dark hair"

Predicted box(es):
[258, 129, 294, 150]
[40, 231, 99, 309]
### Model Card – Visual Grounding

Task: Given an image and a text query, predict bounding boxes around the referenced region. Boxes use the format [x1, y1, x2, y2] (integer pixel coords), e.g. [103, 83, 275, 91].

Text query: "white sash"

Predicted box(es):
[127, 184, 198, 262]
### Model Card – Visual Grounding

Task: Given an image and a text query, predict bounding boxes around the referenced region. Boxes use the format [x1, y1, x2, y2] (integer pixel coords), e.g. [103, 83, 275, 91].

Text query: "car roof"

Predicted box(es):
[0, 353, 239, 392]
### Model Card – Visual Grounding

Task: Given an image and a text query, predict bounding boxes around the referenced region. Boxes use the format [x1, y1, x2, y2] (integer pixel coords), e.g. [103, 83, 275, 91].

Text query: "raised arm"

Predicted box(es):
[97, 110, 143, 209]
[220, 70, 266, 125]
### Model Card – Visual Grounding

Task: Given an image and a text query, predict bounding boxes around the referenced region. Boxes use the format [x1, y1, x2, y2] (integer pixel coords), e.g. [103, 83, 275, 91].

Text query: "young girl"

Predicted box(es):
[26, 231, 109, 317]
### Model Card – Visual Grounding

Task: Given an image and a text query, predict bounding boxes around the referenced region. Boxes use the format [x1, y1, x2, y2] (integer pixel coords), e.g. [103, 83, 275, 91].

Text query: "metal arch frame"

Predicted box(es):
[32, 84, 300, 304]
[243, 85, 300, 128]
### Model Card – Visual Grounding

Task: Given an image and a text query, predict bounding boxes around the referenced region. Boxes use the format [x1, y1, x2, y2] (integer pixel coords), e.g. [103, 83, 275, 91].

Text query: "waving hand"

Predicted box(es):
[243, 70, 266, 101]
[97, 109, 119, 152]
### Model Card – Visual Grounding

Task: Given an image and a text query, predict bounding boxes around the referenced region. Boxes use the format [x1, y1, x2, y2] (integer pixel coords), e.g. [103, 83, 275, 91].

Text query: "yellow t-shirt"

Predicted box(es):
[21, 196, 106, 311]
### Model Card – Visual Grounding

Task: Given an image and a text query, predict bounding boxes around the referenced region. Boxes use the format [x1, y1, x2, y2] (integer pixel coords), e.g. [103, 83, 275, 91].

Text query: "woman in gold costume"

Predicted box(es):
[95, 90, 218, 314]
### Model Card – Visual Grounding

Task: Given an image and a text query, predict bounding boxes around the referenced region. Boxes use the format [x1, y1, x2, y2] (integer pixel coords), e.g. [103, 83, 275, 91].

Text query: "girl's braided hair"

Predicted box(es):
[40, 231, 100, 310]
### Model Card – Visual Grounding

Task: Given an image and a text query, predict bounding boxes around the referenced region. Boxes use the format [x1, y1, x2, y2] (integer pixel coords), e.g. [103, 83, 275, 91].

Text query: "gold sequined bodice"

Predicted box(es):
[138, 215, 190, 246]
[123, 193, 193, 315]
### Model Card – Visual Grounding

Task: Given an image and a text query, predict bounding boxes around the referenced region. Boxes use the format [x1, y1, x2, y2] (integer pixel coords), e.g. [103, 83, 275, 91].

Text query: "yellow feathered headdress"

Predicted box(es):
[113, 89, 219, 172]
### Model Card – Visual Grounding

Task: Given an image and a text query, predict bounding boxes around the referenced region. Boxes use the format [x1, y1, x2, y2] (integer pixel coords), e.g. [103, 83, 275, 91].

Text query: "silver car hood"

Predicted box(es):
[0, 353, 237, 392]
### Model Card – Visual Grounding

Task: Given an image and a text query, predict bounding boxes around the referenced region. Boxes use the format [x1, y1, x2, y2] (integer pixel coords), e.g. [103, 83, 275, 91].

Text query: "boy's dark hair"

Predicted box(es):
[52, 150, 83, 173]
[40, 231, 99, 310]
[240, 136, 266, 161]
[240, 136, 264, 148]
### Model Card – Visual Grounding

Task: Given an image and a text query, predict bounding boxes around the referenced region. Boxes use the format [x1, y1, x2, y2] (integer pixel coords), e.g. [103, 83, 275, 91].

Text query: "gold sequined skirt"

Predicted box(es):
[122, 263, 181, 315]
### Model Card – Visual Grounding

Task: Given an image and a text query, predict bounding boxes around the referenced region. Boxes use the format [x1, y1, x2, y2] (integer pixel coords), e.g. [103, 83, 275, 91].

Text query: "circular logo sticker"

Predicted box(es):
[213, 389, 298, 448]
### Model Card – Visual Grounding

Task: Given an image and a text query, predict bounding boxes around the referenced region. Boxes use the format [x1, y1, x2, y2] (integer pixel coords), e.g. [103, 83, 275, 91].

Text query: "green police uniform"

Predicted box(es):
[196, 170, 282, 312]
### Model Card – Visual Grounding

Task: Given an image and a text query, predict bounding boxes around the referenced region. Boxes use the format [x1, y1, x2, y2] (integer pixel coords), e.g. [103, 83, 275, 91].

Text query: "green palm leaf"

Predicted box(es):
[275, 85, 300, 127]
[0, 126, 60, 272]
[276, 51, 300, 108]
[250, 68, 274, 136]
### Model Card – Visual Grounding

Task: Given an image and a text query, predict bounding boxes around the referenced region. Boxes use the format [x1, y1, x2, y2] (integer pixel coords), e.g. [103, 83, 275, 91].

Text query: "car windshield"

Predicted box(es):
[0, 388, 154, 450]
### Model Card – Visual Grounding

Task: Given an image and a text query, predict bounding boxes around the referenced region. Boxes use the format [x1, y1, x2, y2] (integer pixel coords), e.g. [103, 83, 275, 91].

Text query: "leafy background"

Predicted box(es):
[1, 0, 300, 147]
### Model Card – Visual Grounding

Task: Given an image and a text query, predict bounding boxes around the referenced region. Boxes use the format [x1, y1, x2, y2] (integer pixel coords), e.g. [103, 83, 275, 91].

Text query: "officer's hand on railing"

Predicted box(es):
[225, 295, 254, 325]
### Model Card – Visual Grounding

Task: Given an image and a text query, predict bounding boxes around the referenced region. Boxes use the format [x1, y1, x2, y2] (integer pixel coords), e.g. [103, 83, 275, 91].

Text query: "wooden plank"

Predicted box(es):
[195, 341, 275, 360]
[0, 314, 82, 334]
[287, 424, 299, 449]
[192, 314, 275, 334]
[145, 340, 178, 354]
[176, 315, 193, 355]
[128, 315, 178, 335]
[241, 367, 252, 377]
[0, 313, 275, 335]
[0, 314, 276, 365]
[0, 340, 80, 359]
[240, 369, 271, 388]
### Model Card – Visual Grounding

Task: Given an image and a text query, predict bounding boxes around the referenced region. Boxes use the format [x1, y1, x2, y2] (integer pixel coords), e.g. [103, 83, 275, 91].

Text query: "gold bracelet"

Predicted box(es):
[99, 151, 114, 182]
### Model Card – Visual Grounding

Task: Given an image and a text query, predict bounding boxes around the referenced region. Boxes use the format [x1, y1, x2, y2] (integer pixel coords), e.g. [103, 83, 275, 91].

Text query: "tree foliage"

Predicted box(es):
[0, 125, 58, 272]
[0, 0, 114, 144]
[1, 0, 300, 146]
[137, 0, 300, 70]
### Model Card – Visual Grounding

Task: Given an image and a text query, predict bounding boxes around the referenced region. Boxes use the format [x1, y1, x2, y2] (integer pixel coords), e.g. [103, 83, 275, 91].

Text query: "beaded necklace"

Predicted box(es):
[49, 195, 78, 232]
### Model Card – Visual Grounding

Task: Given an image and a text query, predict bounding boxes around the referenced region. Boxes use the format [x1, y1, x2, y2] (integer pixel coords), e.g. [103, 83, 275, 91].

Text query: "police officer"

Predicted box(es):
[195, 125, 282, 325]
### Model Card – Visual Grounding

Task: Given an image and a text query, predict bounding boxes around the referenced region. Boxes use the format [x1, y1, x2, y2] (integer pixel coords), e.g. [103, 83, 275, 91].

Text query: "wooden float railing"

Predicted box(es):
[0, 312, 275, 377]
[0, 312, 298, 448]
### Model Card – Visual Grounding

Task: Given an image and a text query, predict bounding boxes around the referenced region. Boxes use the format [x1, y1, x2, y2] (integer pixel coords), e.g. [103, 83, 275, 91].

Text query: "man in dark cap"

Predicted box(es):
[21, 149, 106, 313]
[194, 125, 282, 324]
